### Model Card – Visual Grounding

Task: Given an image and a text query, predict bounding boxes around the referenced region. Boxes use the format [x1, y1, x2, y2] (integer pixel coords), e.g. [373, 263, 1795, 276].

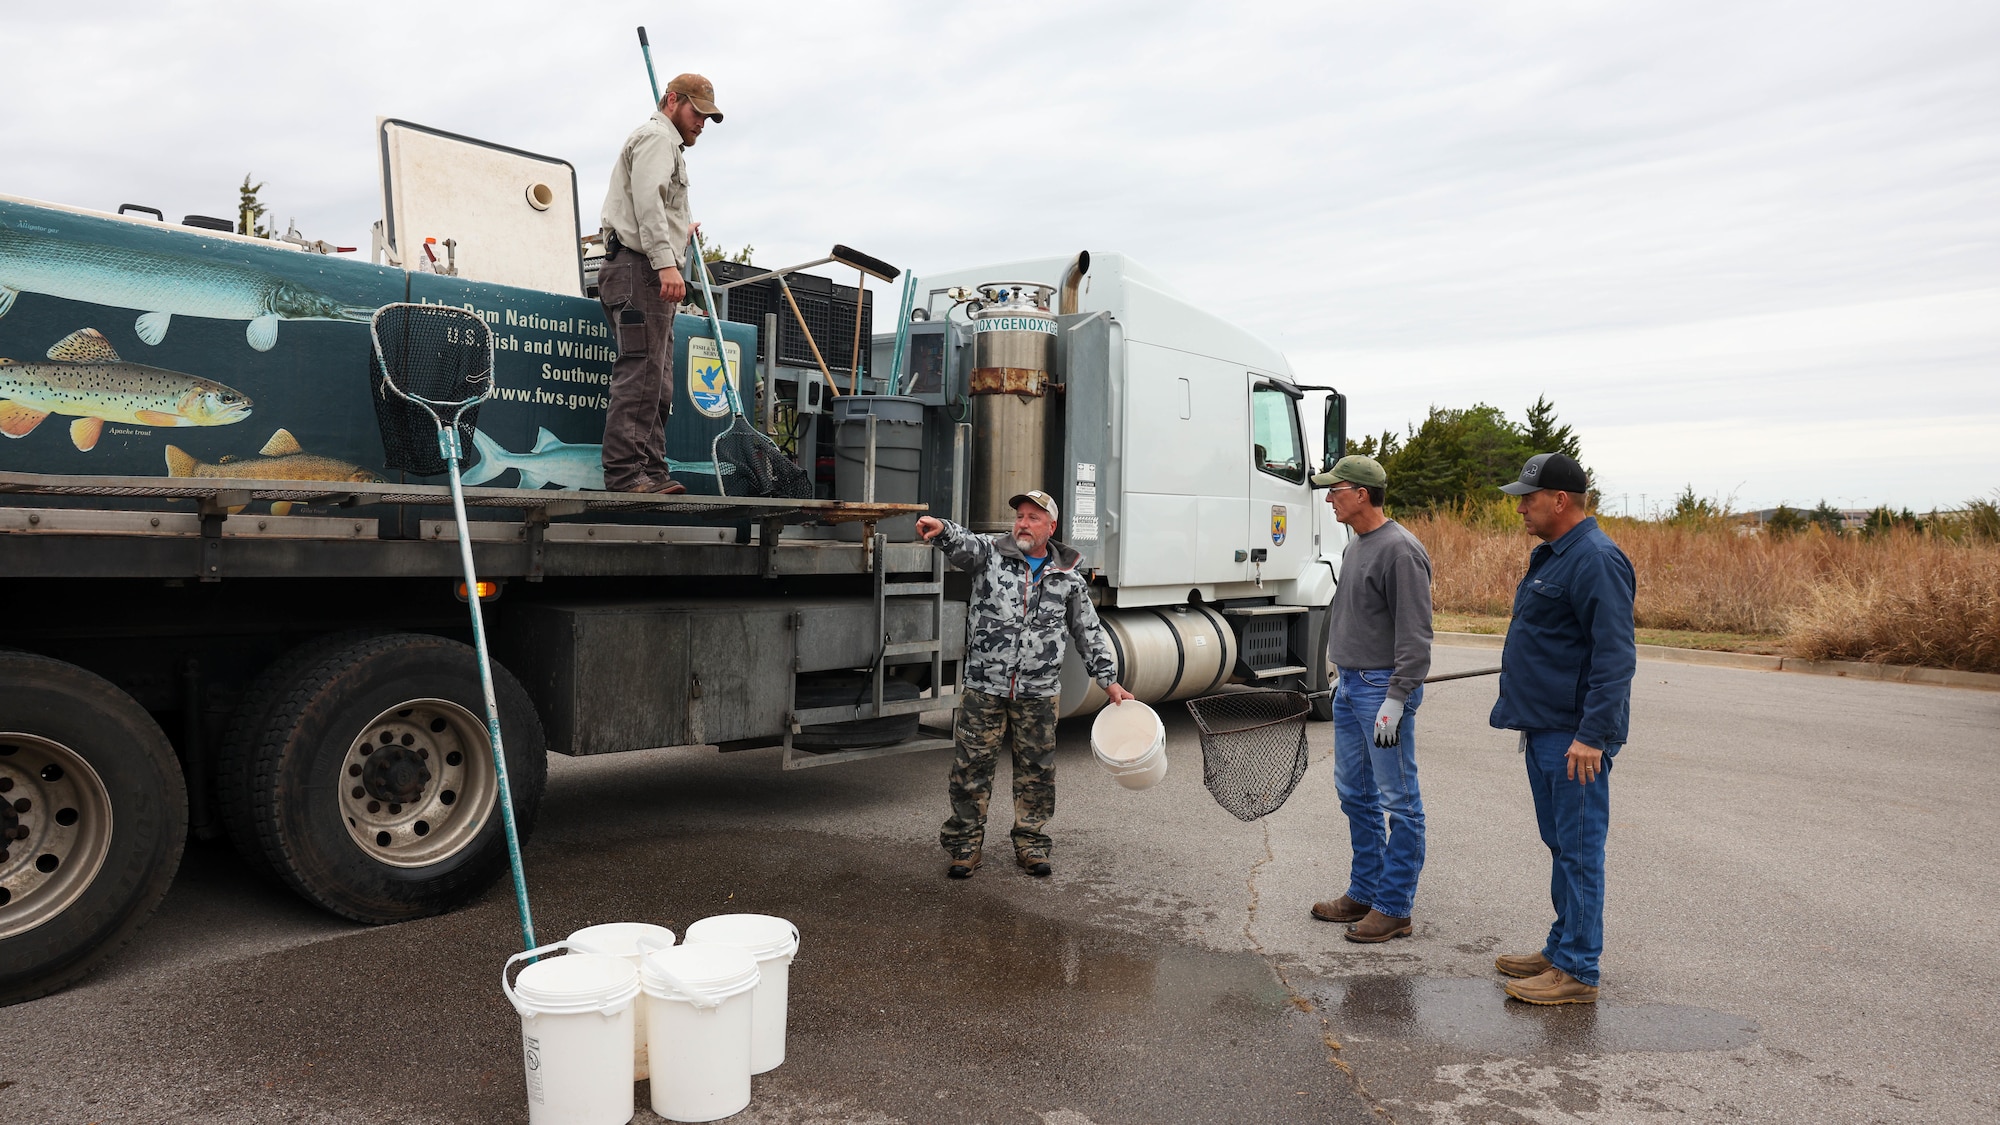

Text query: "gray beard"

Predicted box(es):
[1015, 534, 1038, 554]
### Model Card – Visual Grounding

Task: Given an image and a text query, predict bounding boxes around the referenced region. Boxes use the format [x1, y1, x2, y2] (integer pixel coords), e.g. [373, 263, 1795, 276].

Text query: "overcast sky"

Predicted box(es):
[6, 0, 1994, 513]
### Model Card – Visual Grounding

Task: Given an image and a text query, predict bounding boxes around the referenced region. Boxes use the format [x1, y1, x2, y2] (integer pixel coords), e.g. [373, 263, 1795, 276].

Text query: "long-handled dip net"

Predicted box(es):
[1186, 690, 1314, 821]
[688, 247, 813, 499]
[370, 303, 536, 950]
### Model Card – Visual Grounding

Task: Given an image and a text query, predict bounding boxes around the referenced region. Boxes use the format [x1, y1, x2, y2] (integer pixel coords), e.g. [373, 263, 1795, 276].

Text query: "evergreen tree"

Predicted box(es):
[237, 174, 272, 238]
[1522, 395, 1581, 460]
[1764, 504, 1808, 536]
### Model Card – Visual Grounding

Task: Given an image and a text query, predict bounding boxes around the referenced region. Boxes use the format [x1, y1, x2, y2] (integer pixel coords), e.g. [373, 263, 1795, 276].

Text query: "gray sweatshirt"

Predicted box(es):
[1327, 520, 1435, 702]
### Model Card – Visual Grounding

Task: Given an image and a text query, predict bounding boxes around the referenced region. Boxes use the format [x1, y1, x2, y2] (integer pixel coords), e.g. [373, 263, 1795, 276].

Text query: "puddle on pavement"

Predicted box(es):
[2, 828, 1374, 1125]
[1314, 974, 1756, 1056]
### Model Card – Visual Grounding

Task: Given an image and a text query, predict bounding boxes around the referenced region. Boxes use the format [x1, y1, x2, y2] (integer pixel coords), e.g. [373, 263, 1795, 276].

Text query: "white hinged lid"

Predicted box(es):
[567, 921, 677, 960]
[683, 913, 801, 960]
[640, 943, 761, 1004]
[509, 950, 640, 1014]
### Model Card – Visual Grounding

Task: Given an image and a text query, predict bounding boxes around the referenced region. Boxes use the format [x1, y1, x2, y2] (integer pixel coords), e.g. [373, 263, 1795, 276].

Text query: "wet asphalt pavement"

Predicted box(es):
[2, 643, 1996, 1124]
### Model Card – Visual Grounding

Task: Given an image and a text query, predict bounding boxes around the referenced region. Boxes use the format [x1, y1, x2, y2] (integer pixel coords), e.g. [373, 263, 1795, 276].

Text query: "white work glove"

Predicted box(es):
[1372, 697, 1405, 747]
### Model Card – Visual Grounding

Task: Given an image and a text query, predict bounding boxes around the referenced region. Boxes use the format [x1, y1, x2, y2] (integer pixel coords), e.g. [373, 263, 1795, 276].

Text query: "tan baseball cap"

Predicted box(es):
[666, 73, 724, 121]
[1007, 489, 1059, 521]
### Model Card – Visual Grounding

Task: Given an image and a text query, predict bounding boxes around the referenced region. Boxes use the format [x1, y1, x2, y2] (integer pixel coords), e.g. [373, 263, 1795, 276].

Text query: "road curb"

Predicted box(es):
[1435, 632, 2000, 692]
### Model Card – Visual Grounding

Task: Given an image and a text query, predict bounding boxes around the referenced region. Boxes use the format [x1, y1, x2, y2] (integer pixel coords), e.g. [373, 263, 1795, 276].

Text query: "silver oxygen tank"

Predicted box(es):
[968, 282, 1057, 531]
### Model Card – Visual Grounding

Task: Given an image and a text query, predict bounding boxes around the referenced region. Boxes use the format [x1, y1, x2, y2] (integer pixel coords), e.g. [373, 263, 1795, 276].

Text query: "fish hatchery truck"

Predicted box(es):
[0, 120, 1351, 1004]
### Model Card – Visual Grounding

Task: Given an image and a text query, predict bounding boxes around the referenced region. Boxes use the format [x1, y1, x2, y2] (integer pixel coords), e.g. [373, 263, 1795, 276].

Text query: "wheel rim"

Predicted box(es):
[0, 733, 115, 940]
[338, 699, 496, 869]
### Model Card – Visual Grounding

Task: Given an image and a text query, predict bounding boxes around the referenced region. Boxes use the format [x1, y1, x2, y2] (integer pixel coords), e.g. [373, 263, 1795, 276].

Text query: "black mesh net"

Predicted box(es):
[1186, 690, 1313, 822]
[714, 413, 813, 499]
[369, 304, 494, 475]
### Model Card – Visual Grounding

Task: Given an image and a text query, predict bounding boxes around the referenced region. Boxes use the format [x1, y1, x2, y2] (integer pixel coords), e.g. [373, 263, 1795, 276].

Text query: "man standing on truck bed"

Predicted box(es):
[916, 492, 1134, 880]
[597, 73, 724, 494]
[1490, 452, 1636, 1006]
[1307, 455, 1436, 944]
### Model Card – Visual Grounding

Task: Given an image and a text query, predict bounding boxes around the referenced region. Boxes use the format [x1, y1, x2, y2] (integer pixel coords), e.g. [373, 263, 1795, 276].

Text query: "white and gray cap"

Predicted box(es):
[1007, 489, 1059, 521]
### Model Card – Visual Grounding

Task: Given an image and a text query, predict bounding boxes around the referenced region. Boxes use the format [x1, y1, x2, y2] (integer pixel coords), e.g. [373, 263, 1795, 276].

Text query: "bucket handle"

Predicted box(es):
[502, 941, 572, 1011]
[638, 938, 724, 1010]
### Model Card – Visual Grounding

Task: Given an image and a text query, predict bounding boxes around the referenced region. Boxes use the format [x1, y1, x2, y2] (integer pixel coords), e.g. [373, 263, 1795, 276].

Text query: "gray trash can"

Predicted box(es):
[833, 395, 924, 541]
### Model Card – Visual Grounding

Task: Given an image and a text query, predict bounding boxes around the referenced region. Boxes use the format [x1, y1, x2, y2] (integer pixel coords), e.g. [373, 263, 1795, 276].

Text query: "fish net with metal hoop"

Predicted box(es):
[1186, 690, 1313, 822]
[713, 410, 813, 499]
[369, 304, 494, 475]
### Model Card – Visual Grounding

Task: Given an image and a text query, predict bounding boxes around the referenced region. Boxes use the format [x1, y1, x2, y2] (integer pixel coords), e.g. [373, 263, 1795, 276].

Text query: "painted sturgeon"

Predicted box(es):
[0, 328, 251, 451]
[0, 221, 374, 351]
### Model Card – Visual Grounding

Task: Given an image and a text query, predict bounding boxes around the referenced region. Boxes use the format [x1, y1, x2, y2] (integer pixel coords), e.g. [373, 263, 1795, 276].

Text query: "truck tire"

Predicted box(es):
[214, 630, 384, 880]
[0, 652, 187, 1006]
[249, 634, 547, 924]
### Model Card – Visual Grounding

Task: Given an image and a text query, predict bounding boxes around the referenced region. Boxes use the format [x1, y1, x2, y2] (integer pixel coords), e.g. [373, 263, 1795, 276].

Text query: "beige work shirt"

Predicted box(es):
[601, 111, 689, 271]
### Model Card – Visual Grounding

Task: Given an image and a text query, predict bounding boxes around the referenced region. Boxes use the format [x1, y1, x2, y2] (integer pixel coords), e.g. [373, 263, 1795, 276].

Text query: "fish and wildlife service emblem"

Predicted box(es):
[687, 336, 742, 418]
[1271, 505, 1288, 546]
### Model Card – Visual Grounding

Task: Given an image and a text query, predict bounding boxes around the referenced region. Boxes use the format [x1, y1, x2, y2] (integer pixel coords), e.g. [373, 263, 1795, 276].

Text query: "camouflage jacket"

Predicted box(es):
[932, 520, 1118, 699]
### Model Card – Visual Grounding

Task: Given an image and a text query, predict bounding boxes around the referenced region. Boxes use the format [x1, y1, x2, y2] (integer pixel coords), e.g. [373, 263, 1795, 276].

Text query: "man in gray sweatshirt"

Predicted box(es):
[1308, 455, 1435, 943]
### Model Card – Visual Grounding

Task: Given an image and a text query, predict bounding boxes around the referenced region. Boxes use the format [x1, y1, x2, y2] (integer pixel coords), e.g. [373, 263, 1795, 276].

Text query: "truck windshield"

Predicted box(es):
[1251, 384, 1305, 483]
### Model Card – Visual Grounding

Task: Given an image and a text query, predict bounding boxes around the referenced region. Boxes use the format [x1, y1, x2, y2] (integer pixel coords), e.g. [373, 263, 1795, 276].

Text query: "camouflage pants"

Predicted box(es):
[940, 689, 1060, 859]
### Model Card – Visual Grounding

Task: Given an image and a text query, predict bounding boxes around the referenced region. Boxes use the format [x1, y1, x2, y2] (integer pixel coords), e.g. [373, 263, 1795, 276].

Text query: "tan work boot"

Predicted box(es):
[1016, 852, 1051, 878]
[1495, 952, 1552, 979]
[1503, 966, 1598, 1005]
[1311, 895, 1370, 924]
[1343, 908, 1413, 944]
[946, 850, 981, 879]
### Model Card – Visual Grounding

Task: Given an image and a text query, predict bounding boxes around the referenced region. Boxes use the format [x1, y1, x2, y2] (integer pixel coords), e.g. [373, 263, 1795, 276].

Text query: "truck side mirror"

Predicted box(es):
[1322, 392, 1347, 471]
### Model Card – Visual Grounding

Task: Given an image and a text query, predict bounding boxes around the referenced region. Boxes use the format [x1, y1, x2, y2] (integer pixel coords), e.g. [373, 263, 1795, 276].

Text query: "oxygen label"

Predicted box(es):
[973, 315, 1057, 335]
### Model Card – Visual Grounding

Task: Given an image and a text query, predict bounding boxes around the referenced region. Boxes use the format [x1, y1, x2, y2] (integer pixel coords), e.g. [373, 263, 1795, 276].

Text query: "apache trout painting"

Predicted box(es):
[0, 328, 252, 451]
[0, 221, 374, 351]
[165, 428, 382, 515]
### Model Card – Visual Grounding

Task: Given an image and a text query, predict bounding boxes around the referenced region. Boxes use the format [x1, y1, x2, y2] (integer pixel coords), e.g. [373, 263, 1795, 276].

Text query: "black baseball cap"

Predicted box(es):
[1500, 452, 1590, 495]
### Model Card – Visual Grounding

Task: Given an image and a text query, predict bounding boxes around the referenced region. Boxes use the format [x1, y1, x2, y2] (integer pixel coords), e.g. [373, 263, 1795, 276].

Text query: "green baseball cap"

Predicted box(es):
[1311, 454, 1386, 489]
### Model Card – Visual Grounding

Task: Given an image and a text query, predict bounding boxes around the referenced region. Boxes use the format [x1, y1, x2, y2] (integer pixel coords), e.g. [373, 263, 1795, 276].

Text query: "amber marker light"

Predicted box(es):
[454, 580, 502, 603]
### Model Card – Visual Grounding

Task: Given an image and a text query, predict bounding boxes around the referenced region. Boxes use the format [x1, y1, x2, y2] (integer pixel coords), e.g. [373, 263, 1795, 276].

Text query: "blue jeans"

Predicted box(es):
[1521, 730, 1616, 986]
[1332, 668, 1425, 919]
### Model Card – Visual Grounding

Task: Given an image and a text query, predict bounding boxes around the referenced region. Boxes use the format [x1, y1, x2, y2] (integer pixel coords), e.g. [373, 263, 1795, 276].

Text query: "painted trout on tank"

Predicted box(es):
[0, 219, 374, 351]
[165, 428, 382, 515]
[0, 328, 252, 451]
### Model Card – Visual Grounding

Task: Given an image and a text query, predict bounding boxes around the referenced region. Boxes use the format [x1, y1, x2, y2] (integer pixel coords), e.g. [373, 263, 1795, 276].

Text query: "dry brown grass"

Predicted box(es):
[1398, 508, 2000, 673]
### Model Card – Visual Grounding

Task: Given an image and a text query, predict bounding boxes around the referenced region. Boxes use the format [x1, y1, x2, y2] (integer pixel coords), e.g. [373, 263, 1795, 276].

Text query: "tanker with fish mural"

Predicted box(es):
[0, 194, 755, 498]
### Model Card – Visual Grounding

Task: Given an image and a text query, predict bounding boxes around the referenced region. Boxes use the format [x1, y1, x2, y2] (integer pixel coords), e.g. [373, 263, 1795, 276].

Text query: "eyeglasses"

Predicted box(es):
[1326, 483, 1369, 495]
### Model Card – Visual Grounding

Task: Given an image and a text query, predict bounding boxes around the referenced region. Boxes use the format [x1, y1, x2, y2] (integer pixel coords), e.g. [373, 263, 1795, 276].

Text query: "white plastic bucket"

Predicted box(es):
[640, 943, 762, 1123]
[503, 943, 642, 1125]
[566, 922, 677, 1081]
[683, 913, 801, 1074]
[1091, 700, 1168, 789]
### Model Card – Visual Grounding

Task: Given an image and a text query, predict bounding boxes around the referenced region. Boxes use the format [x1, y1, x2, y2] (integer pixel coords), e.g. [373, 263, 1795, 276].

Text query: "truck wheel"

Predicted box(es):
[214, 630, 383, 880]
[0, 652, 187, 1006]
[249, 634, 547, 924]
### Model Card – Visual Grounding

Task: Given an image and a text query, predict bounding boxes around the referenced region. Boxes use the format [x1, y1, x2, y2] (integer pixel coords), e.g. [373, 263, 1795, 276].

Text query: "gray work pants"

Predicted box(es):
[596, 249, 676, 491]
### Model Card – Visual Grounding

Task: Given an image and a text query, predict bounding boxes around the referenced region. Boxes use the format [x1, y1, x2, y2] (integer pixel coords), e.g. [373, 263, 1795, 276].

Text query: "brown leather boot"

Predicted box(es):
[1311, 895, 1370, 924]
[1343, 908, 1413, 943]
[1503, 966, 1598, 1005]
[1495, 952, 1552, 979]
[1016, 852, 1051, 877]
[946, 850, 981, 879]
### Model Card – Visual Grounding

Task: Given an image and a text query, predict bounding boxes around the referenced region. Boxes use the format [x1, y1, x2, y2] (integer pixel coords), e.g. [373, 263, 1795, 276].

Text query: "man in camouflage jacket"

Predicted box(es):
[917, 490, 1133, 879]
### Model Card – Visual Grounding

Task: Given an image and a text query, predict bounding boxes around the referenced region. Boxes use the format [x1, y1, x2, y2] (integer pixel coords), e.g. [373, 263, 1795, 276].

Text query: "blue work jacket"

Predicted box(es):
[1489, 517, 1637, 750]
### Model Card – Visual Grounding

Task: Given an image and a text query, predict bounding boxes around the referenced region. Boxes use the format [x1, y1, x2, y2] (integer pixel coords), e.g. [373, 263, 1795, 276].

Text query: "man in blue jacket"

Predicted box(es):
[1490, 452, 1636, 1005]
